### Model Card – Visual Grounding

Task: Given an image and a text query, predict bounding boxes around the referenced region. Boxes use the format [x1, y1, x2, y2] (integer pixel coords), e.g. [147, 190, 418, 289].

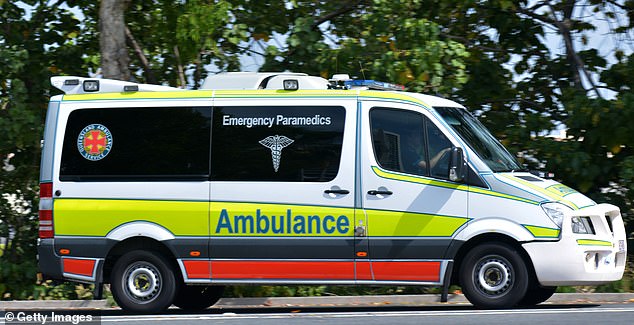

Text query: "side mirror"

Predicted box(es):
[449, 147, 467, 182]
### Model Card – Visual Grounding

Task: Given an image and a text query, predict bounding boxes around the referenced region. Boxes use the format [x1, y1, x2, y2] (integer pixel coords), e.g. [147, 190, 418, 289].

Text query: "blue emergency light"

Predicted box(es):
[344, 79, 405, 91]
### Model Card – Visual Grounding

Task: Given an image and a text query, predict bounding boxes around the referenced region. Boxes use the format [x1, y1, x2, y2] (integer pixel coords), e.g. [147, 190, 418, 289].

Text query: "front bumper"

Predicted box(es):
[523, 203, 627, 286]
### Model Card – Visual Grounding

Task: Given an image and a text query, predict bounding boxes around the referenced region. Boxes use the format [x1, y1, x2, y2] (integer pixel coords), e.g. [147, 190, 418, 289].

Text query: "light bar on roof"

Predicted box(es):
[344, 79, 405, 91]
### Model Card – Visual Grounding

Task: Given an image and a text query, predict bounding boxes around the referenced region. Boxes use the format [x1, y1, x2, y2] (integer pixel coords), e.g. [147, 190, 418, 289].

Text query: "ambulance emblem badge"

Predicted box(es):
[77, 124, 113, 161]
[259, 135, 294, 172]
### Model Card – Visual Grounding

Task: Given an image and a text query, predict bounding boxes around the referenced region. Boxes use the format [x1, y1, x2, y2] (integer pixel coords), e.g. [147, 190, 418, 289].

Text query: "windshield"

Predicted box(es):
[435, 106, 523, 172]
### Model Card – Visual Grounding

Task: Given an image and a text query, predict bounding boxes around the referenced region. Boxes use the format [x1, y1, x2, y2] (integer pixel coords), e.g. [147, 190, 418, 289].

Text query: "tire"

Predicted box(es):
[111, 250, 177, 313]
[173, 285, 225, 311]
[518, 286, 557, 306]
[459, 243, 529, 309]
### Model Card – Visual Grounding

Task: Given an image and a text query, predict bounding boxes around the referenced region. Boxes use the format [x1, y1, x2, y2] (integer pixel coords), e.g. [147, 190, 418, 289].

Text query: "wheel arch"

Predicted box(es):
[102, 236, 180, 284]
[446, 218, 539, 286]
[106, 221, 176, 242]
[447, 233, 538, 288]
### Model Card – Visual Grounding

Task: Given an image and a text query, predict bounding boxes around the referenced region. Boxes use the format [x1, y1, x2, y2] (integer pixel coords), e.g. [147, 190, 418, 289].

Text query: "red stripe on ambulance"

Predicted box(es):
[63, 258, 96, 277]
[181, 260, 442, 282]
[210, 260, 354, 280]
[372, 261, 441, 282]
[355, 261, 373, 280]
[183, 260, 211, 279]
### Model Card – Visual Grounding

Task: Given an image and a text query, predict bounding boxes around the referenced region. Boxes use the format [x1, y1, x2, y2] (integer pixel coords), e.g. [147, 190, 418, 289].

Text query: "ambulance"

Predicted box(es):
[37, 72, 626, 313]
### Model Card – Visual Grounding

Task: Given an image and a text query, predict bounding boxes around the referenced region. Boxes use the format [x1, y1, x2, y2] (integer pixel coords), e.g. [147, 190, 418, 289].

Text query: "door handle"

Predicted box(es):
[367, 190, 393, 196]
[324, 189, 350, 195]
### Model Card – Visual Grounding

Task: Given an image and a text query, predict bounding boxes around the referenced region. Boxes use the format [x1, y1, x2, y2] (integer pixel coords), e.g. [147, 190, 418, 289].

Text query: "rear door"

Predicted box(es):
[359, 101, 469, 284]
[208, 96, 357, 283]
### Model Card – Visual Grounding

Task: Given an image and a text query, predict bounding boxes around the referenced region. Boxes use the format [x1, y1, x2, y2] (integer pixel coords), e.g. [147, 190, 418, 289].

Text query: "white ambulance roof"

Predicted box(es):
[50, 73, 468, 113]
[201, 72, 329, 90]
[399, 92, 466, 110]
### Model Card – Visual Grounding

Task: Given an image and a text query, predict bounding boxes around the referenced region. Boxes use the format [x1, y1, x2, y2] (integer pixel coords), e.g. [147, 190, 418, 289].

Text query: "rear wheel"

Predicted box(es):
[519, 286, 557, 306]
[173, 285, 225, 311]
[111, 250, 177, 313]
[459, 243, 529, 309]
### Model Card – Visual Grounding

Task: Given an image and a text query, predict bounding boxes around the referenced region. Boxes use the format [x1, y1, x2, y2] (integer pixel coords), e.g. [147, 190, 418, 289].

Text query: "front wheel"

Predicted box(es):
[111, 250, 177, 313]
[459, 243, 529, 309]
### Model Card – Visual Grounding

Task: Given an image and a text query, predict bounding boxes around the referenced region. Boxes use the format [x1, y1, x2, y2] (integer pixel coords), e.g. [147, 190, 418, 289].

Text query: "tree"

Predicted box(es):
[0, 0, 90, 299]
[106, 0, 246, 88]
[99, 0, 131, 80]
[408, 0, 634, 228]
[242, 0, 470, 94]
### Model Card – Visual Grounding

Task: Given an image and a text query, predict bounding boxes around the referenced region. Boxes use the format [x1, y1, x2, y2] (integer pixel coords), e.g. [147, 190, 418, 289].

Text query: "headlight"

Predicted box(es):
[541, 202, 572, 228]
[571, 216, 594, 234]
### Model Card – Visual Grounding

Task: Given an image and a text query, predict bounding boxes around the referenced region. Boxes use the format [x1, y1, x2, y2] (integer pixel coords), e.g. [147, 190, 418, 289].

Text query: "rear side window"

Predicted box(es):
[60, 107, 211, 181]
[211, 106, 345, 182]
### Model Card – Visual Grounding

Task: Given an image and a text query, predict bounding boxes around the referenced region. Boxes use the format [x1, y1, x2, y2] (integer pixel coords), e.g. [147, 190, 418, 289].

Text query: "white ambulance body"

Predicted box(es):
[37, 73, 626, 313]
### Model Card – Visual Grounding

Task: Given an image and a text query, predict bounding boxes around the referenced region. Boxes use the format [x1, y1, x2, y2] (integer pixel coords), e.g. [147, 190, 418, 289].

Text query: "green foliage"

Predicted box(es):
[327, 10, 469, 94]
[259, 0, 470, 94]
[32, 282, 94, 300]
[174, 0, 243, 85]
[0, 0, 88, 300]
[406, 1, 634, 234]
[118, 0, 247, 87]
[522, 55, 634, 230]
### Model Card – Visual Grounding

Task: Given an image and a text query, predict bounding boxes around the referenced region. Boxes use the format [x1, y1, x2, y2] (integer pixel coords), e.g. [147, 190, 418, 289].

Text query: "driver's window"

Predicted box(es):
[370, 107, 454, 180]
[426, 121, 452, 180]
[370, 107, 427, 176]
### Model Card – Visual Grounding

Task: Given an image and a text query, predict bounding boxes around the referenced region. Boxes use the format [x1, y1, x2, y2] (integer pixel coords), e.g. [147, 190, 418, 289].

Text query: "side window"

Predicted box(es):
[60, 107, 211, 181]
[211, 106, 345, 182]
[370, 107, 454, 180]
[426, 120, 453, 180]
[370, 108, 427, 176]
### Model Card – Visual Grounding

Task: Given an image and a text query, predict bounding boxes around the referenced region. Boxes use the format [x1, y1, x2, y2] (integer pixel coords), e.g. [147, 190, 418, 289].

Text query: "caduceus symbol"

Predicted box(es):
[259, 135, 294, 172]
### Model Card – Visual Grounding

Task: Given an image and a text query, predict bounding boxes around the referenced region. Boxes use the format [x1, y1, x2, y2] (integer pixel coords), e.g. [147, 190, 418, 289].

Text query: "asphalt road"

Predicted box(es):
[4, 303, 634, 325]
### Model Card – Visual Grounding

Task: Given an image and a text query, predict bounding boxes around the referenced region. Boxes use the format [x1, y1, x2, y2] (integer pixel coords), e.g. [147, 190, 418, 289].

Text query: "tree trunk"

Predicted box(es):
[99, 0, 131, 81]
[560, 0, 583, 90]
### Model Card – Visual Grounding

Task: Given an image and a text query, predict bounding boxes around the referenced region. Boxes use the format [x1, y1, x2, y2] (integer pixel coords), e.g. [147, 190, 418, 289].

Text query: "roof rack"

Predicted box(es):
[51, 76, 182, 95]
[51, 73, 406, 94]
